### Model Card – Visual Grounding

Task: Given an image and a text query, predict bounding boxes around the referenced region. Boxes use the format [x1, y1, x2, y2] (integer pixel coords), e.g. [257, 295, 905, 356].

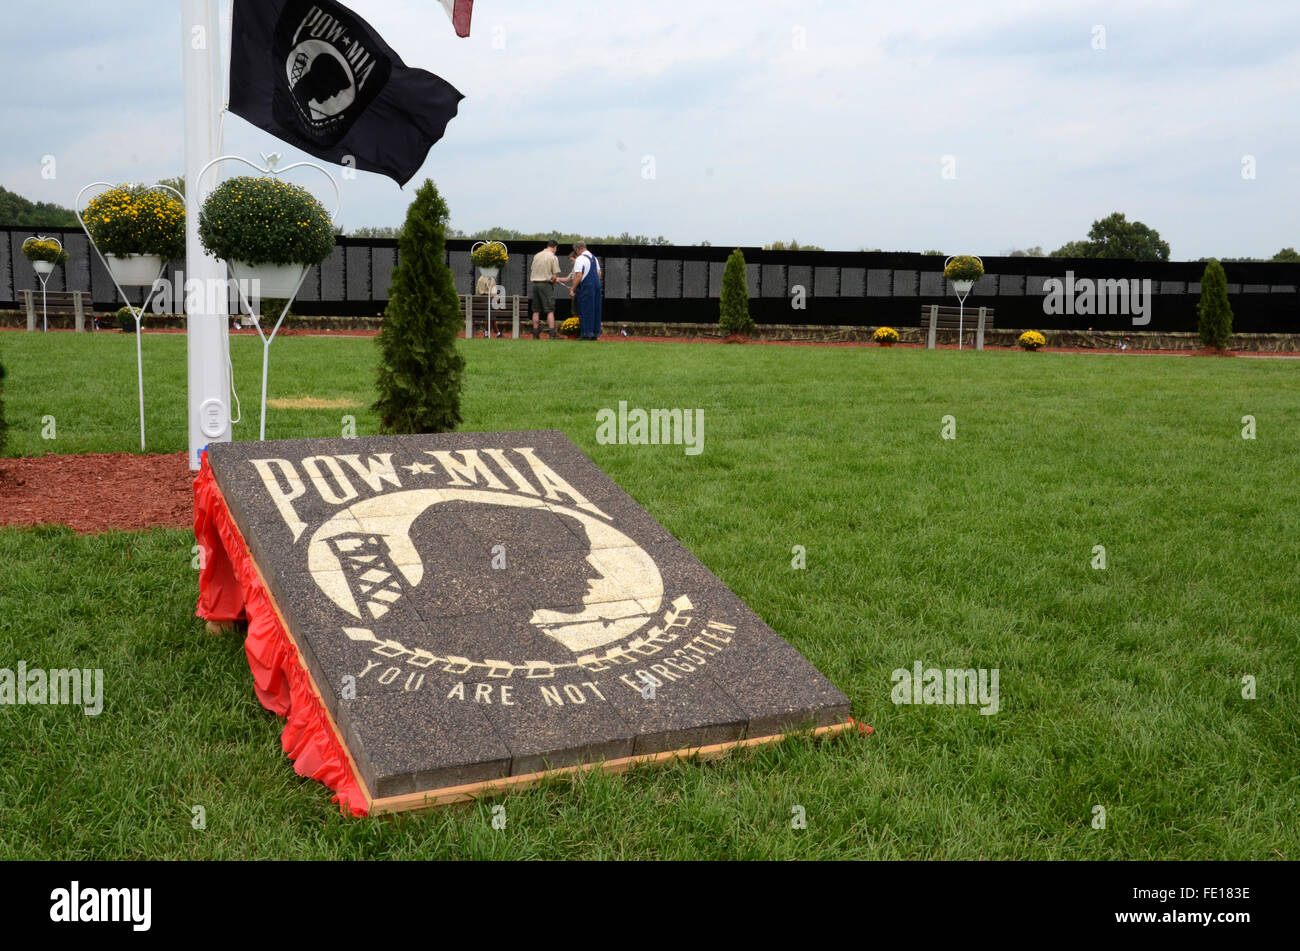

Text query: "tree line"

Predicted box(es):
[2, 185, 1296, 263]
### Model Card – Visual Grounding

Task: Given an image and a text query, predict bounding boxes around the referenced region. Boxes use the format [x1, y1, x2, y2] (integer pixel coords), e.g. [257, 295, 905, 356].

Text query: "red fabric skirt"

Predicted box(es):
[194, 454, 368, 816]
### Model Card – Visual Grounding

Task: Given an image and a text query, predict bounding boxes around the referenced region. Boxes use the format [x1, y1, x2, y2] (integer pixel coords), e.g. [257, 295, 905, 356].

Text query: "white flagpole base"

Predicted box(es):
[183, 0, 231, 470]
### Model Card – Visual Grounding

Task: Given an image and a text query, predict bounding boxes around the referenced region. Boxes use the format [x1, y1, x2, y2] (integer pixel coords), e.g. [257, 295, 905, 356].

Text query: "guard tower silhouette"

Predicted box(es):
[329, 534, 408, 620]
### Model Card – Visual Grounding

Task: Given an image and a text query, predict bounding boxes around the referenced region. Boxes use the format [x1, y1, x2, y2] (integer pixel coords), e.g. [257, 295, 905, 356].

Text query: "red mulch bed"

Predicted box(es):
[0, 451, 194, 534]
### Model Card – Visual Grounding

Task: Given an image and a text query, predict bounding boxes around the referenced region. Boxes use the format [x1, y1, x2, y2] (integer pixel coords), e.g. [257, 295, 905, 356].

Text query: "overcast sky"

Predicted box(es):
[2, 0, 1297, 258]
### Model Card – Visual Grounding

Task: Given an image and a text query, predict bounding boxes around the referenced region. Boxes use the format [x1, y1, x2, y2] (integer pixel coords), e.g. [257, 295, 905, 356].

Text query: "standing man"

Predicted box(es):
[529, 239, 561, 339]
[562, 240, 602, 339]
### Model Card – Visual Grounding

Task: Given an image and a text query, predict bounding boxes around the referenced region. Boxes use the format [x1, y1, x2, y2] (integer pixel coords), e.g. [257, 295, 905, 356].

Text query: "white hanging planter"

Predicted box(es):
[470, 241, 508, 282]
[228, 260, 307, 298]
[195, 152, 341, 441]
[106, 253, 164, 286]
[75, 180, 186, 452]
[943, 255, 985, 352]
[31, 260, 55, 277]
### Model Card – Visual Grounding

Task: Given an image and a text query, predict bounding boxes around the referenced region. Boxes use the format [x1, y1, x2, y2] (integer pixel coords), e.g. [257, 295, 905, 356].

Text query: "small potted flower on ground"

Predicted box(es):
[83, 185, 185, 285]
[873, 326, 900, 347]
[22, 237, 69, 276]
[470, 240, 508, 278]
[115, 306, 138, 333]
[560, 316, 580, 338]
[943, 255, 984, 294]
[1018, 331, 1047, 351]
[199, 176, 335, 298]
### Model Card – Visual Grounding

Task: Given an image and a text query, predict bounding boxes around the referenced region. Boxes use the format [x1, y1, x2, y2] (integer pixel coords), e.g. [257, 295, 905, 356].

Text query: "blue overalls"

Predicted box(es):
[575, 251, 602, 339]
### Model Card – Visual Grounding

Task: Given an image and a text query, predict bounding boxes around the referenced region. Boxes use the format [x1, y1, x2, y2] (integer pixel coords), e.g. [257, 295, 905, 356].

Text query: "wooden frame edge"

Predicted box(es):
[369, 721, 855, 815]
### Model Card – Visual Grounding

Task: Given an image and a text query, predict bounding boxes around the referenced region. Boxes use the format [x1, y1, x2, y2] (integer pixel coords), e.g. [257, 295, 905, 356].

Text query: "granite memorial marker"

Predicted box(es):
[204, 431, 849, 809]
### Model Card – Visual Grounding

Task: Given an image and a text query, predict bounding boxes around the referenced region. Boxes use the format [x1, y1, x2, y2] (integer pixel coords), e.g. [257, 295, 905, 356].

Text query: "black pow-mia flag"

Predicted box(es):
[228, 0, 464, 186]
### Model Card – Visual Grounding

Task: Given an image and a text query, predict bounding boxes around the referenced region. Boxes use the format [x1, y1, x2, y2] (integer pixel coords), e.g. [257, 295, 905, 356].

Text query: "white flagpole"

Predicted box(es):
[182, 0, 232, 470]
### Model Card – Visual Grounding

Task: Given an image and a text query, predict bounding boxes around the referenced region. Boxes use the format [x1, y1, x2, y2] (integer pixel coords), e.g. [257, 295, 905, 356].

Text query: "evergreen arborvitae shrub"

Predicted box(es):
[259, 297, 294, 322]
[373, 180, 465, 434]
[1196, 258, 1233, 350]
[718, 248, 754, 335]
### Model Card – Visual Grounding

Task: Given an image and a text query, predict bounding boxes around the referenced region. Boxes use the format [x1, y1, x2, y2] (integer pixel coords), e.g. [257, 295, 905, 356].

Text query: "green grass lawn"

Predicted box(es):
[1, 331, 1297, 859]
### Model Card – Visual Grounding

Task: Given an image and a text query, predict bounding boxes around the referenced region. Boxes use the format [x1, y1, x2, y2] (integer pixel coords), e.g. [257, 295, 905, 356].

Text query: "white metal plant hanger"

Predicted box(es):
[75, 182, 185, 452]
[21, 235, 63, 333]
[196, 152, 341, 441]
[470, 239, 508, 338]
[944, 254, 983, 351]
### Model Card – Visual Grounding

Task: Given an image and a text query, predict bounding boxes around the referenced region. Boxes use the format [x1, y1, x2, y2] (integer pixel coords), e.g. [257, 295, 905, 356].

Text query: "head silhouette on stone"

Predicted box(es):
[408, 500, 603, 617]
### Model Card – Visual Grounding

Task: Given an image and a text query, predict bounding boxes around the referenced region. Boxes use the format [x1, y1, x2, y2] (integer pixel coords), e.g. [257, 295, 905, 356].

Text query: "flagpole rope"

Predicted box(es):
[219, 1, 235, 424]
[221, 0, 234, 112]
[226, 340, 241, 424]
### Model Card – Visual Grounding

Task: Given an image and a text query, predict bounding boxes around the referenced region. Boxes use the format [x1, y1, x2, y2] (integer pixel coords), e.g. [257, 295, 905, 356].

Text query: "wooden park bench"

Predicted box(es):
[459, 293, 525, 339]
[18, 289, 94, 332]
[919, 303, 995, 350]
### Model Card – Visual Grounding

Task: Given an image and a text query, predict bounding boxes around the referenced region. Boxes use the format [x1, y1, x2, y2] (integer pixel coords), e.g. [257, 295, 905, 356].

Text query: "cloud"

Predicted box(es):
[1, 0, 1297, 258]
